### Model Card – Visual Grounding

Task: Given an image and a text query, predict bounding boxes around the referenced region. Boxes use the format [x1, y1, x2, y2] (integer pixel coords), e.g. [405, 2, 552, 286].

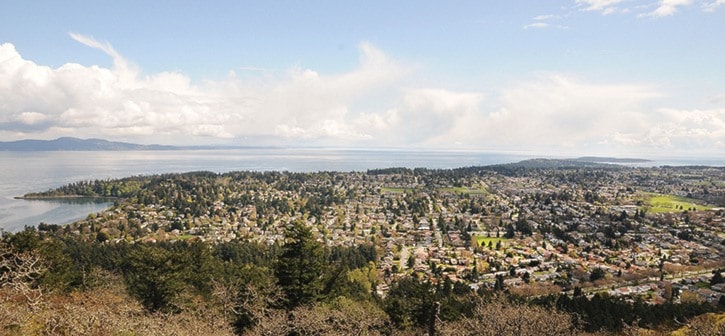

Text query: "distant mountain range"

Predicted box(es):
[0, 137, 178, 151]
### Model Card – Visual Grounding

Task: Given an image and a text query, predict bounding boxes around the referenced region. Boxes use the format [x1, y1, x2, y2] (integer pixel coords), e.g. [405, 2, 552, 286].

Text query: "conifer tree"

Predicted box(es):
[275, 221, 327, 309]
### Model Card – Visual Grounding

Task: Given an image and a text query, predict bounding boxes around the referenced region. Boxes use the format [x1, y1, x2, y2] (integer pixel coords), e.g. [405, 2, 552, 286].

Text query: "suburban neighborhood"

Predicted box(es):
[42, 161, 725, 307]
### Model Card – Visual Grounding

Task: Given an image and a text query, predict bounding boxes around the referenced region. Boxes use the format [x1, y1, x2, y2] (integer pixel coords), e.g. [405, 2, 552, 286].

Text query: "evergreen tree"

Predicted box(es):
[123, 244, 186, 313]
[711, 270, 724, 285]
[384, 275, 435, 330]
[504, 223, 515, 238]
[275, 221, 327, 309]
[590, 267, 605, 282]
[494, 274, 505, 291]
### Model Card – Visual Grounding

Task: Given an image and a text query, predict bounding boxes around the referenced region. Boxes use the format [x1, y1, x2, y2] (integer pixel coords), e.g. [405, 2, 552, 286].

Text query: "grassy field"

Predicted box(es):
[641, 193, 713, 213]
[438, 186, 489, 195]
[380, 187, 413, 193]
[474, 236, 507, 247]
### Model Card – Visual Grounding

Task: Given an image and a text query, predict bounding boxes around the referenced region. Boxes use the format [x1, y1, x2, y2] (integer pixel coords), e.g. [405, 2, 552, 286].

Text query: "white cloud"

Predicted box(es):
[16, 111, 49, 125]
[575, 0, 709, 17]
[1, 35, 724, 155]
[524, 22, 550, 29]
[533, 14, 559, 20]
[0, 36, 409, 145]
[703, 0, 725, 12]
[399, 88, 484, 144]
[634, 108, 725, 149]
[525, 13, 569, 30]
[456, 74, 663, 151]
[576, 0, 627, 14]
[639, 0, 693, 17]
[523, 22, 569, 30]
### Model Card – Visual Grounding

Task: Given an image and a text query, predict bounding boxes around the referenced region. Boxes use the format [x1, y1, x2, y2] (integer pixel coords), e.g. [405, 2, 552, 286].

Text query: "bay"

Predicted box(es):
[0, 148, 533, 232]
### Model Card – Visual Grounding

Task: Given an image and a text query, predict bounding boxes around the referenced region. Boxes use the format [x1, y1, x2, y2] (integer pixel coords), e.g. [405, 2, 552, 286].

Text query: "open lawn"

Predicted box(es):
[640, 193, 713, 213]
[438, 186, 489, 195]
[380, 187, 413, 193]
[474, 236, 508, 247]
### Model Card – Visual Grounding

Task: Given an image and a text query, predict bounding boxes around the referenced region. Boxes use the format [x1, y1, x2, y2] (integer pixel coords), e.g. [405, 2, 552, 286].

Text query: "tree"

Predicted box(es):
[471, 259, 479, 280]
[504, 224, 515, 239]
[710, 270, 724, 285]
[0, 243, 45, 304]
[275, 221, 327, 309]
[494, 274, 505, 292]
[384, 275, 435, 330]
[123, 244, 186, 313]
[515, 217, 533, 236]
[590, 267, 606, 282]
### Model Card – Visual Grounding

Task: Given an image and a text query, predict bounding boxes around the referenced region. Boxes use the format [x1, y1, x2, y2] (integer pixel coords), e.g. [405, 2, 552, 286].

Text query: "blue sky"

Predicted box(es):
[1, 1, 724, 156]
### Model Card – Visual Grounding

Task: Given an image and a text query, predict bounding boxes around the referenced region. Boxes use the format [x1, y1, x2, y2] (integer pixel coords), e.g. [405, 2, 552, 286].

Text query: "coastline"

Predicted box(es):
[14, 195, 119, 201]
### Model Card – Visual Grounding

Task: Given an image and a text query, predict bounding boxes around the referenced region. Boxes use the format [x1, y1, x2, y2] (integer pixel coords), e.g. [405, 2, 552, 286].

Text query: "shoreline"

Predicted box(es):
[14, 195, 119, 201]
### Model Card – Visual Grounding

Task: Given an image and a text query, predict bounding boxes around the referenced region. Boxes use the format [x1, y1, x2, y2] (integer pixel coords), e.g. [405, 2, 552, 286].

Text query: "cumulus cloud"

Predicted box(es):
[639, 0, 693, 17]
[395, 88, 485, 144]
[456, 74, 663, 151]
[445, 74, 723, 153]
[0, 36, 409, 145]
[0, 38, 214, 140]
[635, 108, 725, 149]
[1, 34, 724, 155]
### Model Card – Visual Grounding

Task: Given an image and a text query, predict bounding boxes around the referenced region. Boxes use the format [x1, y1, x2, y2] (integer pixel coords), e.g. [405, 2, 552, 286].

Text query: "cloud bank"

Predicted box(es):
[1, 34, 723, 155]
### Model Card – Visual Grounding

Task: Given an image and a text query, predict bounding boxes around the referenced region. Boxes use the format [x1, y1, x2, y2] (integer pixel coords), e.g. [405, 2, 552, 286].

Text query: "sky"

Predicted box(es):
[1, 0, 724, 157]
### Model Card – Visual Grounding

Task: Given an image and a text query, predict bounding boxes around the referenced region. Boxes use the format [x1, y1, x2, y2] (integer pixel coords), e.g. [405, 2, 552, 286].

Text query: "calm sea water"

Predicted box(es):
[0, 148, 535, 232]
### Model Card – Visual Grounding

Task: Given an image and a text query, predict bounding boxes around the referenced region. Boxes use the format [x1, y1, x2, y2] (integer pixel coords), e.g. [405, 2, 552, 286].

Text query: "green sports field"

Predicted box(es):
[640, 193, 712, 213]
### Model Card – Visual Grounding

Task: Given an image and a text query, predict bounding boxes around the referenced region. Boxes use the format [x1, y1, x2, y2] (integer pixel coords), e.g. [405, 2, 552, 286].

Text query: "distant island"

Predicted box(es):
[0, 137, 177, 151]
